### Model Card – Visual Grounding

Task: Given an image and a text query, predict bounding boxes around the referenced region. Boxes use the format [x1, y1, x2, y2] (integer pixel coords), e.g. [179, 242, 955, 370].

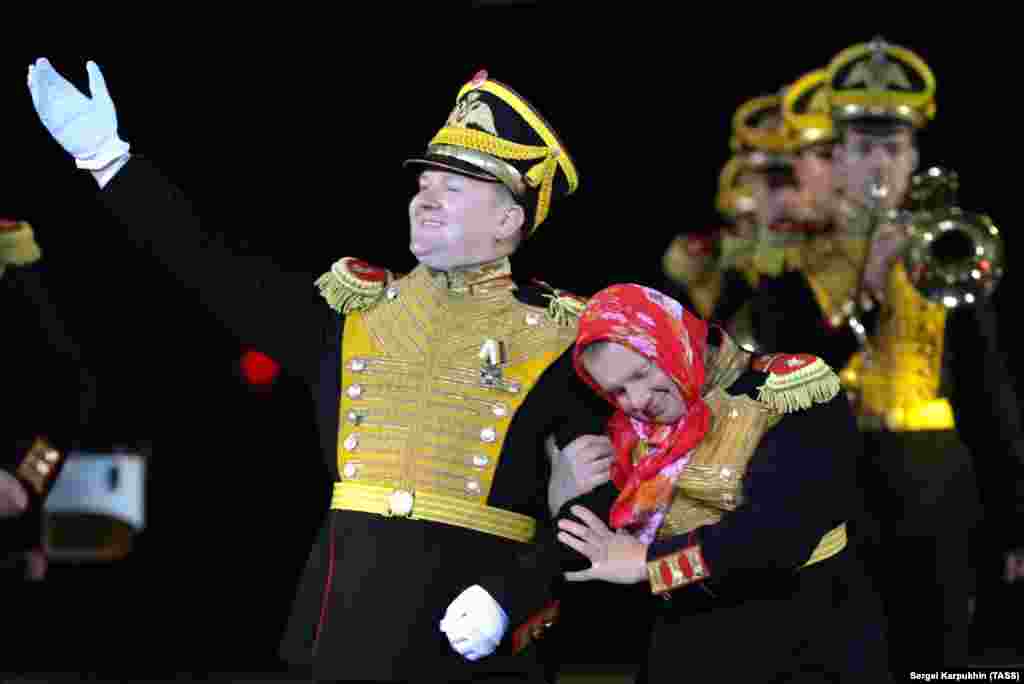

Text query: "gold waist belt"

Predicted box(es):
[330, 481, 537, 544]
[855, 398, 955, 432]
[804, 524, 847, 568]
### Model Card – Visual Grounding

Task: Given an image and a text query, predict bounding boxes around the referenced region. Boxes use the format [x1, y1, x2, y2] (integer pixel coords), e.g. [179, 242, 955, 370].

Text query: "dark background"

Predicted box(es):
[4, 8, 1021, 676]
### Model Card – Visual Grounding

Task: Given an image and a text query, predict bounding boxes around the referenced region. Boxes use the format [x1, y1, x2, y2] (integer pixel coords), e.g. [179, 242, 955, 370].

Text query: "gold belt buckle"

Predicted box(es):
[387, 489, 415, 517]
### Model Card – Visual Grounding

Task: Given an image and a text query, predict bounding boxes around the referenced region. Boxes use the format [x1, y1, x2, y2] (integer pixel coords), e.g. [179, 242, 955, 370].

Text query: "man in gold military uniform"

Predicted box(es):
[749, 38, 1024, 673]
[657, 94, 807, 355]
[729, 94, 809, 280]
[749, 67, 872, 371]
[2, 218, 96, 584]
[27, 59, 612, 682]
[726, 91, 834, 352]
[659, 154, 759, 331]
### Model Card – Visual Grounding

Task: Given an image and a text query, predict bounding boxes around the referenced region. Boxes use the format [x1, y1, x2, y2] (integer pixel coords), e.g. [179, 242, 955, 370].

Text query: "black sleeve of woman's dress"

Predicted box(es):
[647, 391, 860, 578]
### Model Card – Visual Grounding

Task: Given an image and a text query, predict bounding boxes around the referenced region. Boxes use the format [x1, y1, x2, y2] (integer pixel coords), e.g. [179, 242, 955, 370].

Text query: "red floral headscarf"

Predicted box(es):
[573, 284, 711, 542]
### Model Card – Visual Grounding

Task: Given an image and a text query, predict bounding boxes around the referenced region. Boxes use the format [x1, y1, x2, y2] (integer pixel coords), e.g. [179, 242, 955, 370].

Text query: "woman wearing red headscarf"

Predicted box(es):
[553, 283, 888, 683]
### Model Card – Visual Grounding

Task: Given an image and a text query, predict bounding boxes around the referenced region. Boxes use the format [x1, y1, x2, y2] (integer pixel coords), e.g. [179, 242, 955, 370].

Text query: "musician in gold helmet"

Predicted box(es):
[749, 68, 871, 371]
[786, 69, 840, 225]
[27, 59, 615, 683]
[659, 154, 759, 336]
[751, 38, 1024, 673]
[659, 94, 807, 353]
[729, 94, 808, 281]
[726, 91, 844, 355]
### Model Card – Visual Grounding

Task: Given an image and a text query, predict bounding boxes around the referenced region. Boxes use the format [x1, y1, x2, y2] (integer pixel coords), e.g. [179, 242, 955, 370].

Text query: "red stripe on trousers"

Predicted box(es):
[312, 515, 337, 655]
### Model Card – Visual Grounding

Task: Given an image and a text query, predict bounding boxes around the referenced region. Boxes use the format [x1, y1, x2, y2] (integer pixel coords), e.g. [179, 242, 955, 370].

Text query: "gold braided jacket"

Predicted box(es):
[839, 261, 953, 430]
[331, 258, 578, 535]
[783, 226, 953, 431]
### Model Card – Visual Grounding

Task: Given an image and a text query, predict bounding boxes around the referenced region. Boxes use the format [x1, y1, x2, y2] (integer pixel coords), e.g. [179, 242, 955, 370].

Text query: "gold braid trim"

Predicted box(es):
[314, 257, 391, 315]
[0, 222, 42, 277]
[526, 152, 560, 229]
[431, 127, 551, 162]
[756, 356, 841, 414]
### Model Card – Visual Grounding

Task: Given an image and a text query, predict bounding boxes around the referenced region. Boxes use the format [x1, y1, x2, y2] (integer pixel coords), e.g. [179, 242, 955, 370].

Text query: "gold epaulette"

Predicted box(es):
[751, 353, 841, 414]
[533, 280, 588, 327]
[0, 219, 42, 277]
[315, 257, 394, 314]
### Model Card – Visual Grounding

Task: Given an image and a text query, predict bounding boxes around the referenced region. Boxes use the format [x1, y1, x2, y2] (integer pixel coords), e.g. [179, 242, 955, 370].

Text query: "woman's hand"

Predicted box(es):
[557, 505, 648, 584]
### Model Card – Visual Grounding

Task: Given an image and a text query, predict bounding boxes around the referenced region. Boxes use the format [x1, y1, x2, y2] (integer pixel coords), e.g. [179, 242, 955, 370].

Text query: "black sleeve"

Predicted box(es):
[751, 271, 862, 372]
[475, 346, 613, 626]
[646, 390, 860, 583]
[98, 157, 334, 385]
[946, 300, 1024, 538]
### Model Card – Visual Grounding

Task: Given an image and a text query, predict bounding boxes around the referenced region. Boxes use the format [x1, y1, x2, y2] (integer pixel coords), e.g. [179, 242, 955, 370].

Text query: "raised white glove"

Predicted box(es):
[27, 58, 130, 171]
[439, 584, 508, 661]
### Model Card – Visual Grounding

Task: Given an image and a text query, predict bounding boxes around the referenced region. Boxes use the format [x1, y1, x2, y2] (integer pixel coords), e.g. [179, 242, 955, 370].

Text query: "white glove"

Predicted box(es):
[440, 584, 509, 661]
[27, 58, 130, 172]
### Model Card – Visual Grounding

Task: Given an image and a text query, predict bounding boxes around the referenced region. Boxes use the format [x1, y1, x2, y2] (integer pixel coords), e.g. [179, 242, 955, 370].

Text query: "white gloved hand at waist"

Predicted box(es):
[440, 584, 509, 661]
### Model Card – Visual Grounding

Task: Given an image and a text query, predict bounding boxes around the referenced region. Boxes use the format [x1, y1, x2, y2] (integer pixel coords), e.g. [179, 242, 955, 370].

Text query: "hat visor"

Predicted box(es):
[745, 150, 793, 171]
[403, 154, 501, 184]
[833, 105, 922, 129]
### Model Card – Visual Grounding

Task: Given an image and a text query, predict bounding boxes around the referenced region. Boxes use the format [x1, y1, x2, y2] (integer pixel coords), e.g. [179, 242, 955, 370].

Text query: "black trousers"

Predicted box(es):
[636, 551, 889, 683]
[857, 429, 981, 676]
[969, 517, 1024, 654]
[287, 656, 551, 684]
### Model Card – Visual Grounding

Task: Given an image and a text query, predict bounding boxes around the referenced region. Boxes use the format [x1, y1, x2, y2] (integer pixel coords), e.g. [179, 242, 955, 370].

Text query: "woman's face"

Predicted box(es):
[582, 342, 687, 424]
